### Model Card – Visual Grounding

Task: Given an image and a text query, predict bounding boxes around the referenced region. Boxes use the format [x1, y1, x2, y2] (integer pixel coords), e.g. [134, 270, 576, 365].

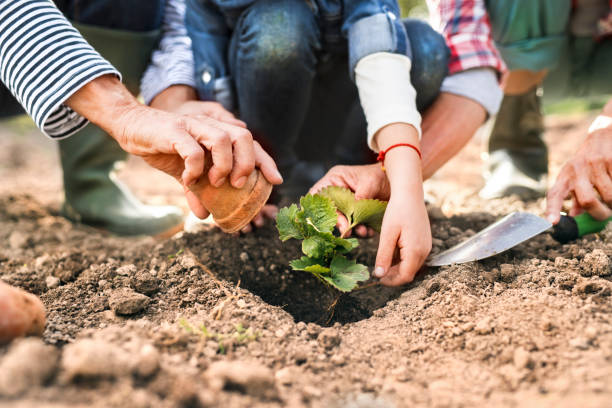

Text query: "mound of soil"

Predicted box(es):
[0, 114, 611, 407]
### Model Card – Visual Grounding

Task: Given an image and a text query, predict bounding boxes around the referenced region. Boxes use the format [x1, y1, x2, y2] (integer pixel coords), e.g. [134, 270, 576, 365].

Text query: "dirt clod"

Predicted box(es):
[61, 339, 130, 381]
[318, 328, 341, 350]
[206, 360, 277, 399]
[109, 288, 151, 316]
[0, 338, 58, 397]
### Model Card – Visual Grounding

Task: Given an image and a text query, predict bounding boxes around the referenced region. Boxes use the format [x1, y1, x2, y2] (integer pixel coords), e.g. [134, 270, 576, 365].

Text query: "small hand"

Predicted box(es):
[373, 192, 432, 286]
[546, 120, 612, 223]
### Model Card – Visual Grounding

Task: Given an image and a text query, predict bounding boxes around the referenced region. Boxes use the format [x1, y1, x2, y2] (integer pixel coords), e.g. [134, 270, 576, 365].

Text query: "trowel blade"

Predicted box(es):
[426, 212, 552, 266]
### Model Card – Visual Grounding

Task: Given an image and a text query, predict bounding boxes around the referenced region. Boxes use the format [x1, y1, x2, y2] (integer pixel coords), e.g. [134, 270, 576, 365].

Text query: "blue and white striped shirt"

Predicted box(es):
[0, 0, 120, 138]
[0, 0, 194, 139]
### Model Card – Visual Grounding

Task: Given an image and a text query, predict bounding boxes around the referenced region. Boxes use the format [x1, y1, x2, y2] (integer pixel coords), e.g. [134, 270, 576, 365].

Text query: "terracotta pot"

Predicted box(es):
[189, 166, 273, 233]
[0, 281, 46, 344]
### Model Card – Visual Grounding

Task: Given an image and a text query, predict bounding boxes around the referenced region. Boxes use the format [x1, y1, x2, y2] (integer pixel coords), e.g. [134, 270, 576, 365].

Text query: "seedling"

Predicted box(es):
[276, 186, 387, 292]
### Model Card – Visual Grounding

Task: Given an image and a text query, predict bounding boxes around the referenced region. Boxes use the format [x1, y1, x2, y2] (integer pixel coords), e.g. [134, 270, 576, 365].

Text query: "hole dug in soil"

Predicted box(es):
[183, 224, 405, 325]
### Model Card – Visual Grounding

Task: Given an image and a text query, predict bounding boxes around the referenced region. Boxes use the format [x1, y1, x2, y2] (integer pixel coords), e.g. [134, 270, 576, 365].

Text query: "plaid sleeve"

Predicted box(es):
[427, 0, 506, 76]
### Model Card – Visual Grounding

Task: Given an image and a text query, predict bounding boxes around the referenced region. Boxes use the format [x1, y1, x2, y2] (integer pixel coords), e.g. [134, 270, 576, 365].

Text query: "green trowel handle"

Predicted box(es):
[552, 213, 612, 244]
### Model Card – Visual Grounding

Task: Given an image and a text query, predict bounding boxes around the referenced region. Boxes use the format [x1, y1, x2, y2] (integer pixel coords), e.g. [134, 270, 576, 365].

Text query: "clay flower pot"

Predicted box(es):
[189, 167, 273, 233]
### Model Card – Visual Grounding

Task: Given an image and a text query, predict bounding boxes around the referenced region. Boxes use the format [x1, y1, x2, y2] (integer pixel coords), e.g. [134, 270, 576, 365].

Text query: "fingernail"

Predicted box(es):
[234, 176, 247, 188]
[275, 169, 284, 182]
[214, 177, 226, 188]
[374, 266, 385, 278]
[547, 214, 557, 224]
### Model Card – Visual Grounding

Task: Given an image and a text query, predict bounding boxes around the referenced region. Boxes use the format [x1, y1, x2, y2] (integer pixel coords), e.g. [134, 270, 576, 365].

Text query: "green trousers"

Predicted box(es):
[486, 0, 612, 102]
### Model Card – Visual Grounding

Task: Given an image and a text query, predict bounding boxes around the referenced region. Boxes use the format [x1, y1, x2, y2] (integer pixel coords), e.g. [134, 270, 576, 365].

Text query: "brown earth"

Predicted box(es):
[0, 113, 610, 408]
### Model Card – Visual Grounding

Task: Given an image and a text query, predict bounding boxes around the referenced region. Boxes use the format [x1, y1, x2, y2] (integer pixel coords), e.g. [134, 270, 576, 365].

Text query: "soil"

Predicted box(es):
[0, 113, 610, 408]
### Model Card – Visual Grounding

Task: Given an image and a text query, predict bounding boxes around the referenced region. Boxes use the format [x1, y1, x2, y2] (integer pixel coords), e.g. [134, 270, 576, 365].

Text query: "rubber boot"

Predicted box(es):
[480, 87, 548, 200]
[58, 23, 183, 236]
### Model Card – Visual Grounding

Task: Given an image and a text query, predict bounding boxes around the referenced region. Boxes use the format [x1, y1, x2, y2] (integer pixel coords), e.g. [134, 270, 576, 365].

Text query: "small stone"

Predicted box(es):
[275, 329, 286, 338]
[205, 361, 277, 399]
[8, 231, 28, 250]
[236, 299, 247, 308]
[513, 347, 532, 370]
[134, 344, 160, 378]
[179, 255, 197, 269]
[499, 264, 516, 283]
[109, 288, 150, 316]
[584, 326, 598, 342]
[116, 264, 137, 276]
[317, 328, 341, 350]
[275, 366, 296, 385]
[257, 266, 265, 273]
[581, 249, 610, 277]
[130, 272, 160, 295]
[296, 322, 307, 332]
[61, 339, 130, 381]
[34, 254, 51, 268]
[475, 317, 493, 335]
[330, 354, 346, 366]
[45, 275, 60, 289]
[569, 337, 590, 350]
[0, 338, 59, 397]
[240, 252, 249, 262]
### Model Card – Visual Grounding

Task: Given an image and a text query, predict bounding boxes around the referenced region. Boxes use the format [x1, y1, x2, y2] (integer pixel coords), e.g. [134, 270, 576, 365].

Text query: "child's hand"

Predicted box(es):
[372, 123, 432, 286]
[374, 190, 431, 286]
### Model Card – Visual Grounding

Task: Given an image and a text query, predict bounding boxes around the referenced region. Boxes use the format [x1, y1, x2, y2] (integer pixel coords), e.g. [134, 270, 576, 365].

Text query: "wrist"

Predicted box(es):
[150, 85, 198, 111]
[374, 123, 423, 188]
[65, 74, 140, 136]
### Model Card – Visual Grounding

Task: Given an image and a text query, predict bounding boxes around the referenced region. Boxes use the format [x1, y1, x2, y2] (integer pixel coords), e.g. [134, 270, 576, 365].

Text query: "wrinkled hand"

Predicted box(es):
[113, 105, 282, 219]
[66, 76, 282, 220]
[168, 100, 247, 129]
[373, 191, 432, 286]
[546, 118, 612, 223]
[309, 164, 389, 237]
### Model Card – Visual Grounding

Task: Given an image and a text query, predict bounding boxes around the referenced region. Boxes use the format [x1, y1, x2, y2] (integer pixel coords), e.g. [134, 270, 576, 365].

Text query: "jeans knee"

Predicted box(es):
[235, 0, 320, 69]
[403, 19, 450, 110]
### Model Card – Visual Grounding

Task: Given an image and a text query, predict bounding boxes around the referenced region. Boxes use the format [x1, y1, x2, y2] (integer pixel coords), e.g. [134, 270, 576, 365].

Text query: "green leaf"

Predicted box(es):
[290, 256, 329, 274]
[300, 194, 337, 233]
[319, 186, 387, 232]
[302, 235, 336, 259]
[321, 255, 370, 292]
[304, 264, 331, 274]
[352, 199, 387, 232]
[276, 204, 304, 241]
[318, 186, 355, 223]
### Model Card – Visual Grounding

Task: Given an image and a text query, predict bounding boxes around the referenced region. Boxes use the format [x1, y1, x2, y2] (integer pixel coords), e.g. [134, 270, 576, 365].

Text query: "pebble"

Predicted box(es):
[584, 326, 598, 342]
[130, 272, 160, 295]
[45, 275, 60, 289]
[513, 347, 532, 370]
[475, 317, 493, 335]
[569, 337, 590, 350]
[240, 252, 249, 262]
[0, 338, 59, 397]
[275, 366, 297, 385]
[8, 231, 28, 250]
[317, 328, 341, 350]
[499, 264, 516, 283]
[115, 264, 137, 276]
[61, 339, 130, 381]
[109, 288, 150, 316]
[205, 360, 277, 399]
[236, 299, 247, 308]
[134, 344, 160, 378]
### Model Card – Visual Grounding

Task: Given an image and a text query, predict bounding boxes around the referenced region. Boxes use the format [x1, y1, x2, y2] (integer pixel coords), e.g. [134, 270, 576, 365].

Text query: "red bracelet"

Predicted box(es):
[377, 143, 422, 164]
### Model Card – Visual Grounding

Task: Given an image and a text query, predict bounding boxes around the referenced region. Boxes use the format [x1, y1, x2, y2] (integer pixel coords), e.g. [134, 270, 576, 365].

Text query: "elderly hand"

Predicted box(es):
[546, 114, 612, 223]
[66, 75, 282, 219]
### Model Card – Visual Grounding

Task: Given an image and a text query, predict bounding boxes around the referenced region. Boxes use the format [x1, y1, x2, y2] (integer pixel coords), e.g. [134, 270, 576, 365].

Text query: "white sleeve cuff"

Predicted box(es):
[440, 68, 503, 116]
[355, 52, 422, 152]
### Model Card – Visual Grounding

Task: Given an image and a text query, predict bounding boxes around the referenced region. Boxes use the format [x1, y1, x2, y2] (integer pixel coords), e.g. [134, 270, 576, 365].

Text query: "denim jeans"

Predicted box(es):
[225, 0, 448, 175]
[0, 0, 163, 118]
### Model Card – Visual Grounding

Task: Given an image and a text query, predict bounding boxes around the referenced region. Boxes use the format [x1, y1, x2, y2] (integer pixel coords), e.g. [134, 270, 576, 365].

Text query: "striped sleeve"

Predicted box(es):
[0, 0, 120, 138]
[141, 0, 196, 105]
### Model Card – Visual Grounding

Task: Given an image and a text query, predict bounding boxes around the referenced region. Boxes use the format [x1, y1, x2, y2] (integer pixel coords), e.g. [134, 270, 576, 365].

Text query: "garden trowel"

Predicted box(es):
[426, 212, 611, 267]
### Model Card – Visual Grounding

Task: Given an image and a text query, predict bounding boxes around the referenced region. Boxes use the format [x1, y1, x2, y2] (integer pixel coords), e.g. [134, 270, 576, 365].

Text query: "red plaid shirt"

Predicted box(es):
[427, 0, 506, 76]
